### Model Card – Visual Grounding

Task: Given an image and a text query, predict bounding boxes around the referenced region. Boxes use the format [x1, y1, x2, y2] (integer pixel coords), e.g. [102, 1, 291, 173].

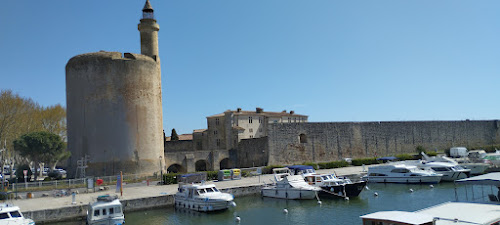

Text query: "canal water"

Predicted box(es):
[50, 182, 494, 225]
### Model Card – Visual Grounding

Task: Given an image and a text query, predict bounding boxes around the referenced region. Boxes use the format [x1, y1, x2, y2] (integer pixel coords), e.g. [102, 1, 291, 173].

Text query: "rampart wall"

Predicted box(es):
[265, 120, 500, 165]
[236, 137, 269, 168]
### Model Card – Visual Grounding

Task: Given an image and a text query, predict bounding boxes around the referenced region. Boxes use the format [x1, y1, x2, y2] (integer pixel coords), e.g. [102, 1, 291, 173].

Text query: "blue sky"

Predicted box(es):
[1, 1, 499, 135]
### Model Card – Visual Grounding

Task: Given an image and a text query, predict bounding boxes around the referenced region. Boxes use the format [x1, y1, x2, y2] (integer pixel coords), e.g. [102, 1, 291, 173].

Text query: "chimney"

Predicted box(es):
[290, 111, 295, 115]
[237, 108, 242, 112]
[256, 107, 263, 113]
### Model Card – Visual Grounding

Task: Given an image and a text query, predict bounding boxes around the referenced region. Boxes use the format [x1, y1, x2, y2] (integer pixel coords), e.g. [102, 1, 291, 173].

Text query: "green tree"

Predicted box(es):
[13, 131, 66, 181]
[171, 129, 179, 141]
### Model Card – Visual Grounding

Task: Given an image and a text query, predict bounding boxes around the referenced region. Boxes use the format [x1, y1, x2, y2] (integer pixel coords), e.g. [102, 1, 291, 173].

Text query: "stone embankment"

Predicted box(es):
[15, 166, 365, 223]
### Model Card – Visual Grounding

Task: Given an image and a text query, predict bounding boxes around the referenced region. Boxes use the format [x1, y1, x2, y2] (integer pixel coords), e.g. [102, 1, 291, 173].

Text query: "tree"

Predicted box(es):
[13, 131, 66, 181]
[40, 104, 66, 139]
[171, 129, 179, 141]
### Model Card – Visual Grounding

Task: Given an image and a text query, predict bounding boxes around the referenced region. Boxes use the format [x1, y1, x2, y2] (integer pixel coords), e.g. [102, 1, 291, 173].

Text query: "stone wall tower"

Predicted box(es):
[65, 0, 164, 177]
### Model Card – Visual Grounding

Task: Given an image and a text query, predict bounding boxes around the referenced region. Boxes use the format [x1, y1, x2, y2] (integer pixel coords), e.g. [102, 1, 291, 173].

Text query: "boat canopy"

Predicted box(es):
[455, 172, 500, 186]
[377, 156, 398, 161]
[287, 165, 314, 171]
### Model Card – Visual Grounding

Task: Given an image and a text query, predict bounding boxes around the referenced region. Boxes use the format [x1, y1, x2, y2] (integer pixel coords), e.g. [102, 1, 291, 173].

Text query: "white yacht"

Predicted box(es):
[422, 152, 489, 175]
[287, 165, 366, 198]
[0, 203, 35, 225]
[411, 161, 471, 181]
[86, 195, 124, 225]
[362, 164, 443, 184]
[174, 174, 235, 212]
[261, 168, 321, 199]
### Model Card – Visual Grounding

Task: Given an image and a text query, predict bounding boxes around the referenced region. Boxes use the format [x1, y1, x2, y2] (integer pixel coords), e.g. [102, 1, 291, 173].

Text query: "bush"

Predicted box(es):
[395, 154, 415, 161]
[262, 165, 283, 174]
[206, 171, 218, 181]
[426, 151, 438, 156]
[241, 171, 251, 177]
[162, 173, 179, 185]
[416, 145, 426, 154]
[15, 165, 32, 183]
[352, 158, 379, 166]
[0, 192, 14, 200]
[318, 161, 349, 169]
[302, 162, 318, 170]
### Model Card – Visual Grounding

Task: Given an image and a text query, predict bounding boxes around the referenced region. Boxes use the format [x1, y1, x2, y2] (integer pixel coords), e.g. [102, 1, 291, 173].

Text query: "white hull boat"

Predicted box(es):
[174, 174, 235, 212]
[422, 152, 489, 175]
[363, 164, 443, 184]
[87, 195, 124, 225]
[261, 168, 321, 200]
[0, 203, 35, 225]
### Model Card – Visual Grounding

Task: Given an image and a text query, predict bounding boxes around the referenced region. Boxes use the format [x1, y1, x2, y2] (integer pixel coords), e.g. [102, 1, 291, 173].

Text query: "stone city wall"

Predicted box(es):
[265, 120, 500, 166]
[236, 137, 269, 168]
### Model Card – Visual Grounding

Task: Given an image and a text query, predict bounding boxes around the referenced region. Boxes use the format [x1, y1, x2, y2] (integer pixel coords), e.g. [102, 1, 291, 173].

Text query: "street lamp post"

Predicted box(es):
[159, 156, 163, 184]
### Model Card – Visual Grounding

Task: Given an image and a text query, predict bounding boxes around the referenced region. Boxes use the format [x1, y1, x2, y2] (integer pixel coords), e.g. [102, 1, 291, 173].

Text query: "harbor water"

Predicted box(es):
[49, 182, 495, 225]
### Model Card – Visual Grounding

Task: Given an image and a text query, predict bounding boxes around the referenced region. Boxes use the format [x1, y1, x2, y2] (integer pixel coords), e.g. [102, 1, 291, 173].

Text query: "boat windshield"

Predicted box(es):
[10, 211, 22, 218]
[0, 213, 9, 219]
[452, 165, 465, 170]
[321, 175, 330, 180]
[431, 167, 450, 172]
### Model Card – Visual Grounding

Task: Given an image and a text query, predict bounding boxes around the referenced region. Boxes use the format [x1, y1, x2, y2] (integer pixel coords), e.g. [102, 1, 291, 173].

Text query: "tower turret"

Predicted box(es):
[138, 0, 160, 59]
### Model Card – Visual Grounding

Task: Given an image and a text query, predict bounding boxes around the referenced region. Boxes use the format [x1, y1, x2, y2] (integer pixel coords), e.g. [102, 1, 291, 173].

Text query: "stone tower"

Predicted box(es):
[138, 0, 160, 60]
[65, 1, 164, 177]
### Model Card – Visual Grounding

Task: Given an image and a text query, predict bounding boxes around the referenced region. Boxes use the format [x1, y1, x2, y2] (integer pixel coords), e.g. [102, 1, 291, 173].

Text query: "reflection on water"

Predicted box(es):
[49, 182, 494, 225]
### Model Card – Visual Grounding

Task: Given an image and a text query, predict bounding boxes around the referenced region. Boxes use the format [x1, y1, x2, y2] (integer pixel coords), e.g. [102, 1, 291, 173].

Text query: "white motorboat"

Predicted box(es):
[421, 152, 490, 175]
[405, 160, 471, 181]
[287, 165, 366, 198]
[261, 168, 321, 200]
[362, 164, 443, 184]
[86, 195, 124, 225]
[174, 174, 235, 212]
[0, 203, 35, 225]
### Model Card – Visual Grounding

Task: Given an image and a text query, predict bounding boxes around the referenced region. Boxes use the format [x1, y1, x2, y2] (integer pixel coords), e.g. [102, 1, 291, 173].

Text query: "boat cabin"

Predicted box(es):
[0, 204, 26, 221]
[88, 195, 123, 223]
[178, 183, 221, 198]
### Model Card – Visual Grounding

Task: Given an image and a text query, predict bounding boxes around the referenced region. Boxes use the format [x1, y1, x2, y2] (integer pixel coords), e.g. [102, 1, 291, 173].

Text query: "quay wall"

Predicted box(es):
[266, 120, 500, 165]
[25, 185, 264, 223]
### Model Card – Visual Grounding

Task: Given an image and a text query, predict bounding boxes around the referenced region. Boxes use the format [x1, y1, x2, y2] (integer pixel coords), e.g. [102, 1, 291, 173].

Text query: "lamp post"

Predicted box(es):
[159, 156, 163, 184]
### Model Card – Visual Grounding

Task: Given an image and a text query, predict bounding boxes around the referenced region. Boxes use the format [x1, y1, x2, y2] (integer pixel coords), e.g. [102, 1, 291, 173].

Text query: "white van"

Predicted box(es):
[449, 147, 468, 158]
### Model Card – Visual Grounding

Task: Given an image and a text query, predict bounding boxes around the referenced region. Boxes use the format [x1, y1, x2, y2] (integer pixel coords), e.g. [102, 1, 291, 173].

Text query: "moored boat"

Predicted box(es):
[404, 160, 471, 181]
[174, 173, 235, 212]
[261, 168, 321, 200]
[86, 195, 124, 225]
[0, 203, 35, 225]
[362, 164, 443, 184]
[287, 165, 366, 198]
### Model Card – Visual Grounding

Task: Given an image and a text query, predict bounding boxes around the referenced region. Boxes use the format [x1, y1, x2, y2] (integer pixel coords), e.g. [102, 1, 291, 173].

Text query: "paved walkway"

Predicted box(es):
[12, 166, 365, 212]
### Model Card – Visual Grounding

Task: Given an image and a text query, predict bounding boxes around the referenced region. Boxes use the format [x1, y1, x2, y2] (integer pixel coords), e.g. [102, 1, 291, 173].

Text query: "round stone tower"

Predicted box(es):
[65, 0, 163, 177]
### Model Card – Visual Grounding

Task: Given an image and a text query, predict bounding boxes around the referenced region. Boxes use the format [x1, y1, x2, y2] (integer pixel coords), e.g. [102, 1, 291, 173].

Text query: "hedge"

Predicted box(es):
[302, 162, 318, 170]
[352, 157, 379, 166]
[317, 161, 349, 169]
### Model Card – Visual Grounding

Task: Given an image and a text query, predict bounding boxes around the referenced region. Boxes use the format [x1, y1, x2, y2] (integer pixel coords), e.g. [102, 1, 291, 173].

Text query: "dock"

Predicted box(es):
[14, 166, 365, 223]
